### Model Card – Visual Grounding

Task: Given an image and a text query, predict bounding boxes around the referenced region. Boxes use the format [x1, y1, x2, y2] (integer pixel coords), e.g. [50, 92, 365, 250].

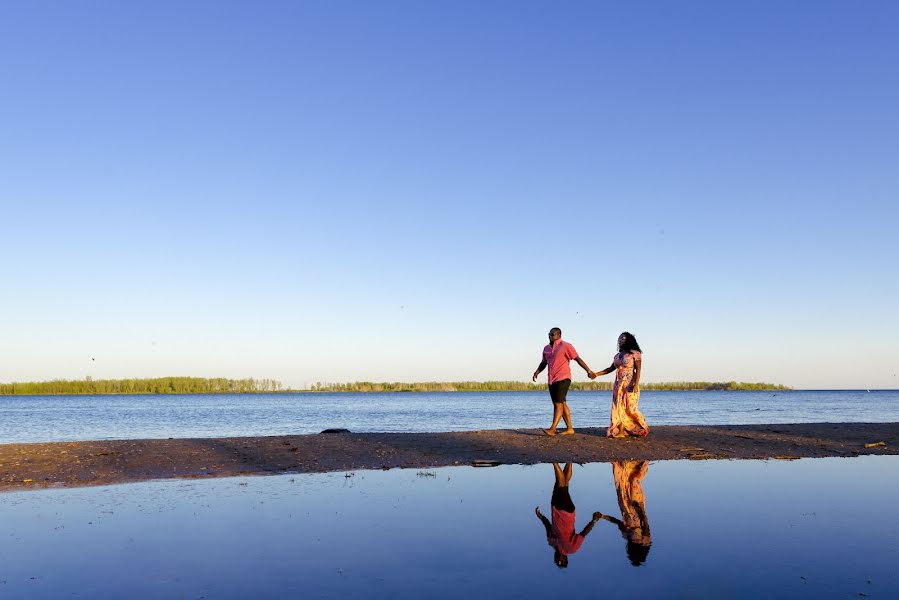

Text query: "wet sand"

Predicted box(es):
[2, 422, 896, 492]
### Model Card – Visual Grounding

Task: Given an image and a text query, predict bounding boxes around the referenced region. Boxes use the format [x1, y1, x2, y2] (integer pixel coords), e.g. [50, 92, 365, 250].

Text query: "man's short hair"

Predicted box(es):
[550, 327, 562, 337]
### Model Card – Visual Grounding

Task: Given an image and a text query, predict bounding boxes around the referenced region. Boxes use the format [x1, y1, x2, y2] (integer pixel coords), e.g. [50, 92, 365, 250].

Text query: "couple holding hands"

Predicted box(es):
[532, 327, 648, 438]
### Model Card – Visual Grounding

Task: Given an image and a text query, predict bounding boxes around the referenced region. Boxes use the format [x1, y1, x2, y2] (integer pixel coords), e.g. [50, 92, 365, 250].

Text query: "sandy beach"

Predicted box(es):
[0, 422, 895, 492]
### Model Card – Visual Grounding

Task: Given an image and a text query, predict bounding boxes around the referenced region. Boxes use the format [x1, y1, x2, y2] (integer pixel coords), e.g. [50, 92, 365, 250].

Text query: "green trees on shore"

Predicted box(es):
[0, 377, 789, 395]
[308, 380, 791, 392]
[632, 381, 791, 391]
[0, 377, 282, 395]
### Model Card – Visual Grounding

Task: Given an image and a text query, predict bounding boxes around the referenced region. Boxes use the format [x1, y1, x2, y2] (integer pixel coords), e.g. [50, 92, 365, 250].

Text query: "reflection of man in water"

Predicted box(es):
[535, 462, 603, 568]
[596, 460, 652, 565]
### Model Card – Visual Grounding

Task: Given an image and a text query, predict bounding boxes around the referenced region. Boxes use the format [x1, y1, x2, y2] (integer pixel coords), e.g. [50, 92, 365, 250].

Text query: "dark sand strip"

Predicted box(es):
[2, 423, 897, 492]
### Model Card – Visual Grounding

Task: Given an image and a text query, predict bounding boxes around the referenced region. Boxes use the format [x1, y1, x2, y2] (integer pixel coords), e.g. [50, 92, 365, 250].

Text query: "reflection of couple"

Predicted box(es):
[534, 461, 652, 568]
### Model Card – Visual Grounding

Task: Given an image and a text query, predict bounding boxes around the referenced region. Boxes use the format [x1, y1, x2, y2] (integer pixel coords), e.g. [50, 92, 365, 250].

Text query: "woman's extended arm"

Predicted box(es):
[596, 512, 627, 534]
[595, 363, 616, 377]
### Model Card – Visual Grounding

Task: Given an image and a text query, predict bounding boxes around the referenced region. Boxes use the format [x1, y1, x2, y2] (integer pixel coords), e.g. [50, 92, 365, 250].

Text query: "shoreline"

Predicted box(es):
[0, 388, 801, 396]
[2, 388, 895, 397]
[2, 422, 896, 492]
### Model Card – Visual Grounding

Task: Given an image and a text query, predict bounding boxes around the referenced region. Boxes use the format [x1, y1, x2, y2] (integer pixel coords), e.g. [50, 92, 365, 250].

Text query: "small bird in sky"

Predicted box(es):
[91, 357, 95, 362]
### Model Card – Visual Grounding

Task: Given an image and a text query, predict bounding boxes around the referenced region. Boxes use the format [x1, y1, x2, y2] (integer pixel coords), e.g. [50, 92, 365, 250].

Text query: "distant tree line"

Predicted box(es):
[632, 381, 791, 391]
[307, 380, 791, 392]
[0, 377, 789, 395]
[0, 377, 283, 395]
[309, 381, 547, 392]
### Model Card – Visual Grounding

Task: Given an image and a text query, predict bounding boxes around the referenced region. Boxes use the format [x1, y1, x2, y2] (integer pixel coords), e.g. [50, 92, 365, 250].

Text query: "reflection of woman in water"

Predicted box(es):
[593, 332, 649, 438]
[534, 462, 603, 568]
[597, 460, 652, 565]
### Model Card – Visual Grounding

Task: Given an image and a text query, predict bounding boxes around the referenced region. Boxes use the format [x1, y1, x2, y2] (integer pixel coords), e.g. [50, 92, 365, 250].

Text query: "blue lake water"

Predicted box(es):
[1, 390, 897, 443]
[1, 456, 896, 598]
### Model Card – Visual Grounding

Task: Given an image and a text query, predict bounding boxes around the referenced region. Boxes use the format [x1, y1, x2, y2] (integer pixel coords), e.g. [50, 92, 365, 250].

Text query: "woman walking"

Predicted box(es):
[593, 332, 649, 438]
[595, 460, 652, 565]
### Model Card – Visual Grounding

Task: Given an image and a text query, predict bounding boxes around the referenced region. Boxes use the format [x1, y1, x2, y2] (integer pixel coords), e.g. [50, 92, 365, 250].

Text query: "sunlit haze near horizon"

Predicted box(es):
[2, 2, 898, 389]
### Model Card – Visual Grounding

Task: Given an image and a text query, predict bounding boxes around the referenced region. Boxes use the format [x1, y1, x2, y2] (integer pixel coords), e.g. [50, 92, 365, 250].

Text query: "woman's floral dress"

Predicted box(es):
[607, 350, 649, 438]
[612, 460, 651, 559]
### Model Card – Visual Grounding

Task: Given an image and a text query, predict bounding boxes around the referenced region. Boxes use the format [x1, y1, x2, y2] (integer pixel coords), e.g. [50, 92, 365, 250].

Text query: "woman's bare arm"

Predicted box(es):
[595, 363, 616, 377]
[634, 501, 650, 535]
[629, 356, 641, 392]
[597, 513, 627, 534]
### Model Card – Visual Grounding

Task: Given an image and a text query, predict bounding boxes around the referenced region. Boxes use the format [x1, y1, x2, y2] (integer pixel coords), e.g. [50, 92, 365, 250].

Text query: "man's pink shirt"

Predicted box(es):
[550, 506, 585, 556]
[542, 340, 579, 384]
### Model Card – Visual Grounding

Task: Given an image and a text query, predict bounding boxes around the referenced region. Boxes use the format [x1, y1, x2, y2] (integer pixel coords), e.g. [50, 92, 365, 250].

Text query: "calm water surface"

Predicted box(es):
[1, 456, 896, 598]
[1, 390, 897, 443]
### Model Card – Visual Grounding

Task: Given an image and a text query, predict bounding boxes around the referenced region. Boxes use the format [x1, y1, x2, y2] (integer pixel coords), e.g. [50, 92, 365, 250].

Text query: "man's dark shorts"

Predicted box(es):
[551, 485, 575, 513]
[549, 378, 571, 404]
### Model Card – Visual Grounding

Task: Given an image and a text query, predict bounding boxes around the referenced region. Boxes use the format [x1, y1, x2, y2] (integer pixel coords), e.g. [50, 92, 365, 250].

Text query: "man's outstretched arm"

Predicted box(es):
[574, 357, 596, 379]
[579, 512, 604, 537]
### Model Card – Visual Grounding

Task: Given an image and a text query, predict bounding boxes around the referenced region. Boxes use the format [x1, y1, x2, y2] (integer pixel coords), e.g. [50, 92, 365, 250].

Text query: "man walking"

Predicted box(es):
[533, 327, 596, 436]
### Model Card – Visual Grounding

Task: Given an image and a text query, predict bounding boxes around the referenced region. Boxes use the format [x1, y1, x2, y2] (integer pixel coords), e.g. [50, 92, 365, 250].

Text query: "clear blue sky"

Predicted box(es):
[2, 2, 897, 389]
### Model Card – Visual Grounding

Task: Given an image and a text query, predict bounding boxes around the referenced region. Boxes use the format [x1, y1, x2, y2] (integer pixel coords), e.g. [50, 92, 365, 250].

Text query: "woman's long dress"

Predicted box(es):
[607, 351, 649, 438]
[612, 460, 651, 565]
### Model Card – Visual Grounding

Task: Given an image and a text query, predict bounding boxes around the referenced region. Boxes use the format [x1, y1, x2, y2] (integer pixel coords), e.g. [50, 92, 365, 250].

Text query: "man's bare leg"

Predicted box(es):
[563, 462, 573, 485]
[543, 404, 564, 436]
[553, 462, 565, 486]
[560, 403, 575, 435]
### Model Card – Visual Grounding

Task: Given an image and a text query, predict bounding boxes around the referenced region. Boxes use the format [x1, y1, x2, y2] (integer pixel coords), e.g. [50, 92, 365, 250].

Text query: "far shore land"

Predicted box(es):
[0, 377, 792, 395]
[2, 423, 896, 492]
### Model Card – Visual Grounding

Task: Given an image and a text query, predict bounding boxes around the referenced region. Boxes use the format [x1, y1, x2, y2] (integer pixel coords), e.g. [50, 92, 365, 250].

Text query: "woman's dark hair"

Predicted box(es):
[626, 541, 650, 566]
[619, 332, 642, 354]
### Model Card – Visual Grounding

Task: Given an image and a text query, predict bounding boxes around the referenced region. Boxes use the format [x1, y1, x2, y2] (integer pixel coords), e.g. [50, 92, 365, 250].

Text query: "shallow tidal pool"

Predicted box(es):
[1, 456, 897, 598]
